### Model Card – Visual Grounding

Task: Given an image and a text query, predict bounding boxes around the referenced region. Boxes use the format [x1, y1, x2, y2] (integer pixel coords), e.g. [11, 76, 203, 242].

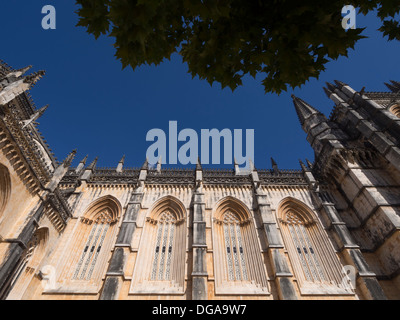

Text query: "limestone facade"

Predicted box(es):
[0, 61, 399, 300]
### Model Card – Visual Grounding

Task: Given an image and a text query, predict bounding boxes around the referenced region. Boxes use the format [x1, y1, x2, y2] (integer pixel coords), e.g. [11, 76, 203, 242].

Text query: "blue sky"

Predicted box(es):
[1, 1, 400, 170]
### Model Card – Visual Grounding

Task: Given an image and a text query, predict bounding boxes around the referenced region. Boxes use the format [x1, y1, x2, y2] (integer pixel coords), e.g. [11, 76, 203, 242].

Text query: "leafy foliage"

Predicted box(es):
[75, 0, 400, 94]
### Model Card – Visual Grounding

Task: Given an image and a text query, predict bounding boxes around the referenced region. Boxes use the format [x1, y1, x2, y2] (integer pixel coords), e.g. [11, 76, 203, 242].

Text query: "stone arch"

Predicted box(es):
[81, 195, 121, 223]
[147, 195, 186, 222]
[0, 163, 11, 219]
[131, 195, 187, 294]
[212, 196, 269, 295]
[57, 196, 122, 287]
[277, 197, 351, 294]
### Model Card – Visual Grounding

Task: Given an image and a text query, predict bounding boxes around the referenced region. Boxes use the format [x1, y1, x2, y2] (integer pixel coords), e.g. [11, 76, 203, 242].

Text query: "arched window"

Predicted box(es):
[6, 227, 48, 300]
[55, 196, 121, 292]
[278, 198, 352, 295]
[131, 196, 186, 294]
[0, 163, 11, 220]
[389, 104, 400, 118]
[213, 197, 269, 295]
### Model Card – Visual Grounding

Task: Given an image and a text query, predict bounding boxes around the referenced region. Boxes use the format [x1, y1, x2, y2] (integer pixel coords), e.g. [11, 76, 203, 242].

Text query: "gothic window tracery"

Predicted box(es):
[212, 198, 269, 295]
[130, 196, 186, 294]
[55, 196, 120, 291]
[278, 198, 351, 294]
[150, 211, 176, 281]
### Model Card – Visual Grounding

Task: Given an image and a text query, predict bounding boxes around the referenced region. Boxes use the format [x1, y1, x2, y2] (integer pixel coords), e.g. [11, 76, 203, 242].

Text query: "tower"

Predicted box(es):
[293, 80, 400, 299]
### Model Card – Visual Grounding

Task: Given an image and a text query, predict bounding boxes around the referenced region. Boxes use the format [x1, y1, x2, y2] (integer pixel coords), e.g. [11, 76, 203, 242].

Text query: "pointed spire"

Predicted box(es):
[325, 82, 337, 92]
[196, 157, 202, 171]
[37, 104, 49, 117]
[141, 158, 149, 170]
[157, 156, 162, 173]
[87, 157, 98, 170]
[23, 70, 45, 86]
[271, 157, 279, 173]
[75, 155, 88, 173]
[63, 149, 77, 168]
[80, 155, 88, 164]
[116, 155, 125, 173]
[21, 104, 49, 128]
[390, 80, 400, 89]
[306, 158, 313, 169]
[299, 159, 307, 171]
[334, 80, 347, 89]
[385, 82, 400, 93]
[4, 65, 32, 79]
[291, 95, 322, 126]
[323, 86, 333, 99]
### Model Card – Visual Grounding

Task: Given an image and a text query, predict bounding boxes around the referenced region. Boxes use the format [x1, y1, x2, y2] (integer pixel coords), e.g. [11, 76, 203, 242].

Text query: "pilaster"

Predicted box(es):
[191, 160, 208, 300]
[251, 168, 298, 300]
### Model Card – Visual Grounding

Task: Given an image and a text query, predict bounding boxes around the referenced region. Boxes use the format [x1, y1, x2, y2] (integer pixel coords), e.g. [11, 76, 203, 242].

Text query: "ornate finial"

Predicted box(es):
[75, 155, 88, 173]
[23, 70, 45, 86]
[4, 65, 33, 79]
[306, 158, 313, 169]
[81, 155, 88, 164]
[141, 158, 149, 170]
[291, 95, 322, 126]
[14, 65, 32, 77]
[37, 104, 49, 117]
[196, 157, 202, 170]
[116, 155, 125, 173]
[87, 157, 98, 170]
[299, 159, 307, 171]
[156, 156, 162, 172]
[63, 149, 77, 168]
[271, 157, 279, 173]
[21, 104, 50, 129]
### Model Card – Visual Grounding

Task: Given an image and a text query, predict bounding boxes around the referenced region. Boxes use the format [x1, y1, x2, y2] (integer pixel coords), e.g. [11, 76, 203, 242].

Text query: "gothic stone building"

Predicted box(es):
[0, 60, 399, 300]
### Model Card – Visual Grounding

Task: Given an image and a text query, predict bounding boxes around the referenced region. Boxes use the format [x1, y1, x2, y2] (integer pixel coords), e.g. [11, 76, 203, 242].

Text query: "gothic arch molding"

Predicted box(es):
[81, 195, 122, 223]
[131, 195, 187, 294]
[53, 196, 122, 293]
[277, 197, 352, 295]
[212, 196, 269, 295]
[146, 195, 186, 222]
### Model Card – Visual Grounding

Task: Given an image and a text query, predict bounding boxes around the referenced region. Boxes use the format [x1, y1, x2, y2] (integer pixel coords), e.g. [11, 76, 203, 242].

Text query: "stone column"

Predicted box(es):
[191, 162, 208, 300]
[100, 166, 146, 300]
[250, 169, 298, 300]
